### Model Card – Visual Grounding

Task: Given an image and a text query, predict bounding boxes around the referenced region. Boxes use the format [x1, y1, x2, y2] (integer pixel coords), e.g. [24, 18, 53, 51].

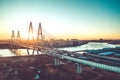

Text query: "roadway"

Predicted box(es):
[44, 49, 120, 73]
[53, 50, 120, 67]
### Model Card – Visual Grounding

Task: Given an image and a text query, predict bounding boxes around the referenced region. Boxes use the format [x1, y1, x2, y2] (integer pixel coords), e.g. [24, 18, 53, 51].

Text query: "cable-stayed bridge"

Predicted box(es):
[0, 22, 120, 74]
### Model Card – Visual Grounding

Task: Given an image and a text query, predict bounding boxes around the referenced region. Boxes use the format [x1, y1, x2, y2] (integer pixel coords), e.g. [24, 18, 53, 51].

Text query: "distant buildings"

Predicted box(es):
[41, 38, 120, 48]
[45, 39, 88, 48]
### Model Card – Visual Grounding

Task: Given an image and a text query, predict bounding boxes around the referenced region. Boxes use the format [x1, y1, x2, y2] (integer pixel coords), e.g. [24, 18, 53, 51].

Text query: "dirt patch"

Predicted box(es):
[0, 55, 120, 80]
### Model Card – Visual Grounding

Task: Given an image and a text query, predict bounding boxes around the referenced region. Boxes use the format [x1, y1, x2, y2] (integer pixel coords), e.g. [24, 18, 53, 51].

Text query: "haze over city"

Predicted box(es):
[0, 0, 120, 40]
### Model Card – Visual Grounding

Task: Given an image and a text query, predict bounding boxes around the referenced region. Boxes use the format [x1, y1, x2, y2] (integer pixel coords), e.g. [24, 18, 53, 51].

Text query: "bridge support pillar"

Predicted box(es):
[54, 57, 60, 66]
[54, 57, 57, 66]
[68, 60, 71, 63]
[77, 63, 82, 74]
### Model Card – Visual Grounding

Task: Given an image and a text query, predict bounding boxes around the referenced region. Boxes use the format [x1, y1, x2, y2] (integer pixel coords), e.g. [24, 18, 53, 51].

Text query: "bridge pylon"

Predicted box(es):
[77, 63, 82, 74]
[11, 30, 15, 49]
[37, 23, 43, 54]
[17, 30, 20, 42]
[27, 22, 35, 55]
[37, 23, 42, 45]
[11, 30, 15, 42]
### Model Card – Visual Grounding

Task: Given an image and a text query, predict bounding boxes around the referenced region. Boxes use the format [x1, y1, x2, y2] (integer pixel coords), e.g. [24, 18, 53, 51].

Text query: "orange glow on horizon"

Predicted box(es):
[0, 29, 120, 40]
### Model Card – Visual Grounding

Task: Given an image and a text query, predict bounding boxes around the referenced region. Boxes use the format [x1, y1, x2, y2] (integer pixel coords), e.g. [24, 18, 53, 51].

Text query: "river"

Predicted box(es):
[59, 42, 120, 51]
[0, 42, 120, 57]
[0, 49, 42, 57]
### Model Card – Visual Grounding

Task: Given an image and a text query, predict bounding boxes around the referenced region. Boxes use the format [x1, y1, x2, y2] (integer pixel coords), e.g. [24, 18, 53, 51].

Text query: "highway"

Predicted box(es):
[84, 53, 120, 67]
[46, 49, 120, 73]
[58, 50, 120, 67]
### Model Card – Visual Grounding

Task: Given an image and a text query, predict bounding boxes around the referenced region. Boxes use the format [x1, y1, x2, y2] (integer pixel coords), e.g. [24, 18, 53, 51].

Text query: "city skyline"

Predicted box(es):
[0, 0, 120, 40]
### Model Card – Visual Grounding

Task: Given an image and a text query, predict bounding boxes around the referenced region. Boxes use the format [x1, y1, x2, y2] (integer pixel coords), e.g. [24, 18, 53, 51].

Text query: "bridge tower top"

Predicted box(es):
[28, 22, 34, 41]
[37, 23, 42, 42]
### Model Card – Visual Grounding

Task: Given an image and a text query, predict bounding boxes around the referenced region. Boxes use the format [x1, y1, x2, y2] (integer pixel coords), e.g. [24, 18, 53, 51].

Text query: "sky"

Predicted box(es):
[0, 0, 120, 40]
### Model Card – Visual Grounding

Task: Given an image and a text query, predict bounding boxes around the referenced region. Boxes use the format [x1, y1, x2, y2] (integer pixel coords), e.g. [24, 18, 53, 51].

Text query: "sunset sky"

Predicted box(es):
[0, 0, 120, 40]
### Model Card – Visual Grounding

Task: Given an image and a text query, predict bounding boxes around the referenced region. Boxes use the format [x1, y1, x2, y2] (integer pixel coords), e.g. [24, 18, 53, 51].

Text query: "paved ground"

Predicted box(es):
[0, 54, 120, 80]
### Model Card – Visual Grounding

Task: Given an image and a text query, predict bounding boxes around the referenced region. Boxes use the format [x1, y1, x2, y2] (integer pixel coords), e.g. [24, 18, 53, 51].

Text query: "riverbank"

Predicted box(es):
[0, 54, 120, 80]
